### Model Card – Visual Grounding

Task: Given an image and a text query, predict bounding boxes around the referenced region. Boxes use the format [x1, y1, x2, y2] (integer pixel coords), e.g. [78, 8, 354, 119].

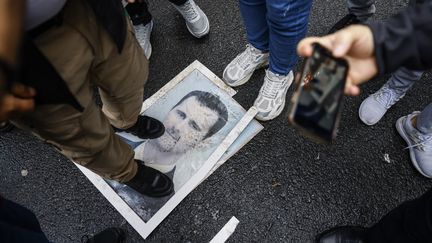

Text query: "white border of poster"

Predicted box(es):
[75, 61, 260, 239]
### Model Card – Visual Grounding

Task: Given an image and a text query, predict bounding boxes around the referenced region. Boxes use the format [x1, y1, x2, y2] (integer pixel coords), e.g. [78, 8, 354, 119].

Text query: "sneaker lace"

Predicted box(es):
[179, 1, 199, 22]
[237, 44, 256, 70]
[372, 85, 402, 109]
[261, 75, 284, 99]
[405, 132, 432, 152]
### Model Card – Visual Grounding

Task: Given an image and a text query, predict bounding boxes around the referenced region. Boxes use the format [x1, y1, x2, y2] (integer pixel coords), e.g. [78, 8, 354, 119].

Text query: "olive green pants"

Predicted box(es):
[12, 0, 148, 182]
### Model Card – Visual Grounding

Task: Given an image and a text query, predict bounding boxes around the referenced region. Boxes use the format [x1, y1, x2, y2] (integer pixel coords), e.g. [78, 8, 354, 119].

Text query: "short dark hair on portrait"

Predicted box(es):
[174, 90, 228, 139]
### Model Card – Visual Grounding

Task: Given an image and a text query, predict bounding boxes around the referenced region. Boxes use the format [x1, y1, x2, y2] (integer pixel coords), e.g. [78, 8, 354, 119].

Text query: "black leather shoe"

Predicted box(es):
[328, 14, 361, 34]
[81, 227, 126, 243]
[125, 161, 174, 198]
[315, 226, 368, 243]
[116, 115, 165, 139]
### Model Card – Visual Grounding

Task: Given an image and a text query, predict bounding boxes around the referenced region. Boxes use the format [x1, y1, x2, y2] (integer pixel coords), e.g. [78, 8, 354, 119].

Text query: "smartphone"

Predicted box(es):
[288, 43, 348, 143]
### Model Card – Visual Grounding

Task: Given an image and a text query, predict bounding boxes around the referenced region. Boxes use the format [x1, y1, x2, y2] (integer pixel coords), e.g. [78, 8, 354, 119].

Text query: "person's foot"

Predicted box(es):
[254, 70, 293, 121]
[396, 112, 432, 178]
[328, 13, 361, 34]
[173, 0, 210, 38]
[223, 44, 269, 87]
[125, 161, 174, 197]
[358, 84, 405, 125]
[81, 227, 126, 243]
[115, 115, 165, 139]
[315, 226, 367, 243]
[134, 20, 153, 59]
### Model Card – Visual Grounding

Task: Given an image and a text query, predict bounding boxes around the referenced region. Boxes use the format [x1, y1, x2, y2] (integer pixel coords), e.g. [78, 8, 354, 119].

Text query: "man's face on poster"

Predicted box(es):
[153, 96, 221, 153]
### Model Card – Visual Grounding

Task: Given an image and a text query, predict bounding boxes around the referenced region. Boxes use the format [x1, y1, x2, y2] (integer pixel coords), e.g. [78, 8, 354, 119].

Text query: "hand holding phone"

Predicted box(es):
[288, 43, 348, 143]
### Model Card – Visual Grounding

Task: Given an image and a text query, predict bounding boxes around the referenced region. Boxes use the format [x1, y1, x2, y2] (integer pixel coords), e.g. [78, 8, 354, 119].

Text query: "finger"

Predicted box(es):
[344, 78, 360, 96]
[11, 83, 36, 98]
[297, 37, 319, 57]
[9, 97, 35, 114]
[332, 30, 354, 57]
[297, 36, 334, 57]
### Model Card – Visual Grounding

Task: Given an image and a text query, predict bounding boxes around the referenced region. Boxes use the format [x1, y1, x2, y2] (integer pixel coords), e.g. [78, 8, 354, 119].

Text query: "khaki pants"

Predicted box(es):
[12, 0, 148, 182]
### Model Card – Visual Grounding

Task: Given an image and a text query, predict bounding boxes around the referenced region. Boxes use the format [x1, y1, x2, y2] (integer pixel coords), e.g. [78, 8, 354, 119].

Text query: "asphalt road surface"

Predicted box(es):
[1, 0, 432, 242]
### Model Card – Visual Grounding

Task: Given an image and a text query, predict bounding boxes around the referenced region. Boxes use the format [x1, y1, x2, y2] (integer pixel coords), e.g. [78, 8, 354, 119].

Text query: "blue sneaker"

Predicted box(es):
[396, 111, 432, 178]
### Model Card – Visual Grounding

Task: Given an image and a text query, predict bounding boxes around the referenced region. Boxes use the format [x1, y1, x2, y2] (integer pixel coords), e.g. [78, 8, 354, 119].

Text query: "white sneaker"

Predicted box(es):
[223, 44, 269, 87]
[396, 111, 432, 178]
[134, 20, 153, 59]
[173, 0, 210, 38]
[358, 83, 405, 125]
[254, 70, 294, 121]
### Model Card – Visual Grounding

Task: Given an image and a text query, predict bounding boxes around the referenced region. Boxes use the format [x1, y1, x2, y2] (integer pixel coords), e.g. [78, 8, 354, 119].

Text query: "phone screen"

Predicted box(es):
[291, 44, 348, 142]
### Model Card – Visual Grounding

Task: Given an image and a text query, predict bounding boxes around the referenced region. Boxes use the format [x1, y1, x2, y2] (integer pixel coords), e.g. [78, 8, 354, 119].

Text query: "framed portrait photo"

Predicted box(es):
[75, 61, 263, 239]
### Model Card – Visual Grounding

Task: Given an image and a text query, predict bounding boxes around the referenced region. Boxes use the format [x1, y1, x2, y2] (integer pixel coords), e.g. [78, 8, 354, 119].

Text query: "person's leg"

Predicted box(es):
[253, 0, 312, 121]
[222, 0, 269, 87]
[366, 188, 432, 243]
[266, 0, 313, 75]
[346, 0, 376, 21]
[239, 0, 269, 52]
[387, 67, 423, 91]
[327, 0, 375, 34]
[11, 0, 138, 182]
[12, 0, 173, 197]
[416, 103, 432, 134]
[91, 17, 149, 130]
[359, 68, 424, 125]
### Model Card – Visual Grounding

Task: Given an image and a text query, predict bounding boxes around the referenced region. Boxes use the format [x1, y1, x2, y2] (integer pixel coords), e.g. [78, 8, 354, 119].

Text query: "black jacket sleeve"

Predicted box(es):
[368, 2, 432, 74]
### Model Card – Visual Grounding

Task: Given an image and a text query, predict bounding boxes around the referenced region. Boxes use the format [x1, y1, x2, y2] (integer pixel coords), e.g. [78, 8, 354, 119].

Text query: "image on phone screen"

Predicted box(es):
[291, 45, 348, 142]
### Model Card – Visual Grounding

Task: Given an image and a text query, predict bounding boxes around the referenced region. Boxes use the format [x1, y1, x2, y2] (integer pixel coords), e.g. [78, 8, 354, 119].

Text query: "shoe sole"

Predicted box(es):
[225, 60, 269, 88]
[255, 79, 293, 121]
[395, 117, 432, 178]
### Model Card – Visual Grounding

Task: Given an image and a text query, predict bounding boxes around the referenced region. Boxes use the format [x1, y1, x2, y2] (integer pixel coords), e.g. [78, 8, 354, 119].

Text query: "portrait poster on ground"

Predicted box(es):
[75, 61, 263, 239]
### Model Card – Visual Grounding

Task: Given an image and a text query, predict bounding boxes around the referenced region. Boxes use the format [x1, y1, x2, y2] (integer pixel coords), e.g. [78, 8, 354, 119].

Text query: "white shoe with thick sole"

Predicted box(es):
[223, 44, 269, 87]
[254, 70, 294, 121]
[134, 20, 154, 59]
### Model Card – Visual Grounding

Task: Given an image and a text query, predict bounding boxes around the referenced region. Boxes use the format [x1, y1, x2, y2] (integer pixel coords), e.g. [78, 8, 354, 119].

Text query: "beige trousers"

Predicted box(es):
[12, 0, 148, 182]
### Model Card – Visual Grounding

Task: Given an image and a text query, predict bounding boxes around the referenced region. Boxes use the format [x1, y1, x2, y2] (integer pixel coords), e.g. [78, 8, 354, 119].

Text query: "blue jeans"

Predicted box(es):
[239, 0, 313, 75]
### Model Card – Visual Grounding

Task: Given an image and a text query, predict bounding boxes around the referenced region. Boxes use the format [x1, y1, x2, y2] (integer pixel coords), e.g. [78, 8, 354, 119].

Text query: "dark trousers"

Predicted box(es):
[126, 0, 188, 25]
[0, 197, 49, 243]
[367, 188, 432, 243]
